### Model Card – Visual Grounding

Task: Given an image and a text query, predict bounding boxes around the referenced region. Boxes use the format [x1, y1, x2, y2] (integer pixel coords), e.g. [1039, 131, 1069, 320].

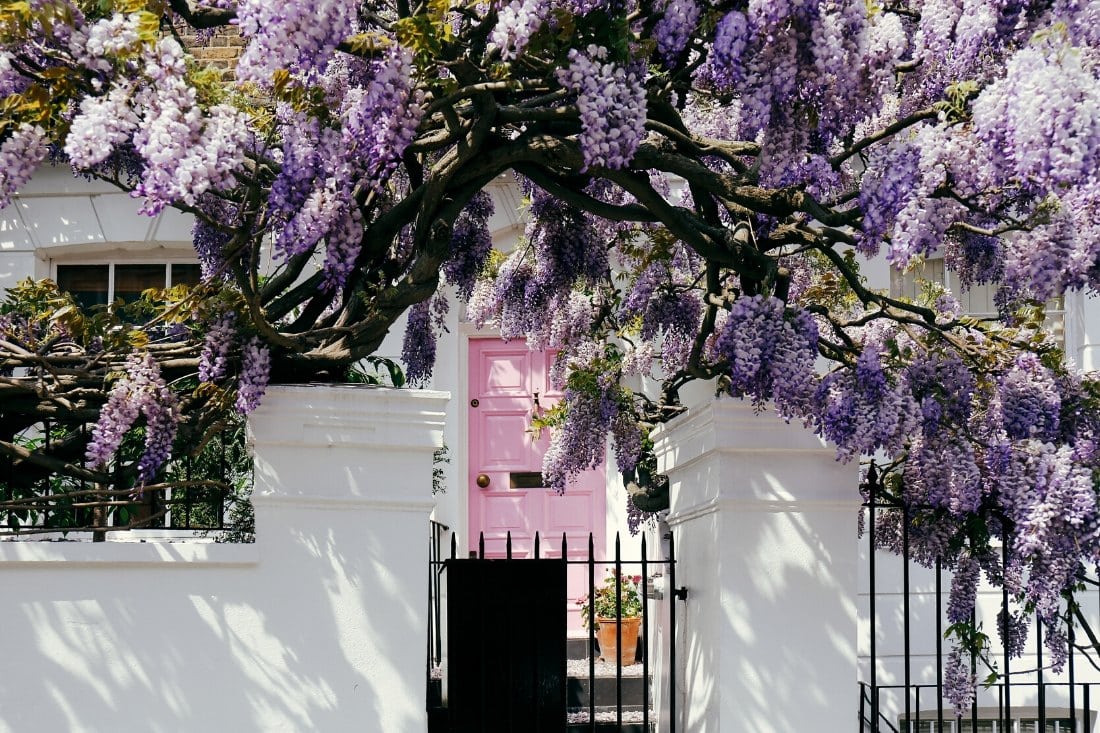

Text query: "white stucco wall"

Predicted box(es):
[0, 385, 447, 733]
[652, 398, 860, 733]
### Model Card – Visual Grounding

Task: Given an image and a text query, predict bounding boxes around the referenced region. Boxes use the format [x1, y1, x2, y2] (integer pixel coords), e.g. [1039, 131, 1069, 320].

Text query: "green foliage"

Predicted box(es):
[393, 0, 452, 70]
[935, 80, 981, 122]
[577, 571, 644, 629]
[0, 277, 206, 352]
[346, 355, 407, 387]
[793, 249, 863, 313]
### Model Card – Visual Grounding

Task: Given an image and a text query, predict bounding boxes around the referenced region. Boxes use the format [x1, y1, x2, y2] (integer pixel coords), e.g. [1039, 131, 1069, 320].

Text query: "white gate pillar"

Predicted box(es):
[248, 385, 448, 733]
[651, 398, 859, 733]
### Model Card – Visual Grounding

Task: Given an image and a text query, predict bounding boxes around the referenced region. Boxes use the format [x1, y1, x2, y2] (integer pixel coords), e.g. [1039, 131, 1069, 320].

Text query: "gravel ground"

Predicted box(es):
[566, 658, 645, 678]
[566, 709, 649, 723]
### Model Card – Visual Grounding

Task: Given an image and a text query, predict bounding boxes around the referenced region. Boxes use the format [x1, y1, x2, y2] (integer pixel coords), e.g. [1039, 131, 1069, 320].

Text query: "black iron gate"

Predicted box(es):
[860, 471, 1100, 732]
[448, 556, 567, 732]
[428, 525, 680, 733]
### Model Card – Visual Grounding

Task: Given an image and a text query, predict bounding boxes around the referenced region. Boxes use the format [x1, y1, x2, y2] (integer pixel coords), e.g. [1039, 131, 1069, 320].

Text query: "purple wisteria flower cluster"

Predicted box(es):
[443, 191, 495, 300]
[653, 0, 701, 65]
[62, 15, 251, 216]
[401, 293, 450, 387]
[490, 0, 547, 61]
[198, 311, 237, 383]
[466, 187, 606, 351]
[235, 336, 271, 415]
[0, 124, 46, 209]
[269, 46, 424, 291]
[196, 311, 276, 417]
[235, 0, 356, 84]
[86, 352, 181, 485]
[714, 295, 819, 418]
[556, 46, 646, 172]
[543, 367, 637, 493]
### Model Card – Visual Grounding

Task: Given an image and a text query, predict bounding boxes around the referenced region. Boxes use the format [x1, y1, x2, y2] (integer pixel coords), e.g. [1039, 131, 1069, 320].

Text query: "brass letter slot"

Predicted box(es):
[509, 472, 546, 489]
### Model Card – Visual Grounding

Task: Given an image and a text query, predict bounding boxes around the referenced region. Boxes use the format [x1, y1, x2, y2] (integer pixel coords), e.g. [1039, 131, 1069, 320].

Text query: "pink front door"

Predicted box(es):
[468, 339, 606, 631]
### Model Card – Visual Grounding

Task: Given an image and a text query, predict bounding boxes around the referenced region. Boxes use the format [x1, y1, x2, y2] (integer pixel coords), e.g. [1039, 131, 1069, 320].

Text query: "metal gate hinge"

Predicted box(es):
[673, 586, 689, 601]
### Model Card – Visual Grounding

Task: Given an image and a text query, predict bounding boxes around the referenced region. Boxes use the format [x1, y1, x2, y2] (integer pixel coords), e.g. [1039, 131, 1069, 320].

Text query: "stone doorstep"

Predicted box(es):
[567, 675, 647, 711]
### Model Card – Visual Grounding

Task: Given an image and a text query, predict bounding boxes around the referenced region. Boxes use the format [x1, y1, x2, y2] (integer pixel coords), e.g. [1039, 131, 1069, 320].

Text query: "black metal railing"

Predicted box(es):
[428, 519, 449, 670]
[0, 417, 253, 539]
[428, 528, 681, 732]
[860, 473, 1100, 732]
[861, 681, 1096, 732]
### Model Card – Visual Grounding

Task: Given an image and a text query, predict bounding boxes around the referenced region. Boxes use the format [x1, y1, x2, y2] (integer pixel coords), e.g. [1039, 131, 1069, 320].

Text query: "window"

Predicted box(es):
[55, 262, 201, 310]
[891, 257, 1065, 346]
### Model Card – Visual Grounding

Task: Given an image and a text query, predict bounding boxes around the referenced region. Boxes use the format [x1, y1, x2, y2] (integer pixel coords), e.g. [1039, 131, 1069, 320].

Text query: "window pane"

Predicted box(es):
[892, 257, 947, 301]
[115, 264, 167, 304]
[170, 263, 201, 288]
[56, 265, 109, 310]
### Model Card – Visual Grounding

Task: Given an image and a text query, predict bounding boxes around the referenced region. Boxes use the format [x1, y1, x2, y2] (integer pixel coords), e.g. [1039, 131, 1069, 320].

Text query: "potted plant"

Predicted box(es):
[577, 572, 644, 665]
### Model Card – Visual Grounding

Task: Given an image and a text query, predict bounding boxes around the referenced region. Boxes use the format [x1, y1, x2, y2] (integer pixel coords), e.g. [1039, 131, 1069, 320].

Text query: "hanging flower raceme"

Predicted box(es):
[85, 352, 181, 485]
[0, 123, 47, 209]
[542, 354, 634, 494]
[401, 293, 449, 387]
[653, 0, 701, 65]
[269, 46, 423, 288]
[998, 353, 1061, 442]
[713, 294, 819, 419]
[235, 336, 271, 415]
[443, 191, 495, 300]
[996, 441, 1098, 620]
[235, 0, 357, 84]
[198, 310, 237, 383]
[341, 46, 426, 191]
[555, 45, 647, 172]
[815, 347, 920, 461]
[489, 0, 548, 61]
[542, 381, 617, 494]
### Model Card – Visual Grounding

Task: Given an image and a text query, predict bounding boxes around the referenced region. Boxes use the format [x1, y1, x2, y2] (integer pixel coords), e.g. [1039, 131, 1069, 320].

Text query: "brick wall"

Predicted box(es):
[176, 27, 245, 78]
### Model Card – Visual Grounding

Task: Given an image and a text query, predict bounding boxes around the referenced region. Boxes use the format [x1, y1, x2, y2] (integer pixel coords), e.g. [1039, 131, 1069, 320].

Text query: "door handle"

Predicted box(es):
[476, 473, 491, 488]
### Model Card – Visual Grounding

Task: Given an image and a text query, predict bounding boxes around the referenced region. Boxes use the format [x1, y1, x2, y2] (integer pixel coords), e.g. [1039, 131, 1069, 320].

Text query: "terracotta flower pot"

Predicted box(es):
[595, 615, 641, 665]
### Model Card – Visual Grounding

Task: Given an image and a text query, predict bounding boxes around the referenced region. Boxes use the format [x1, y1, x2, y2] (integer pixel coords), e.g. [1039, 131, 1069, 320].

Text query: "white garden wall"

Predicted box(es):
[651, 398, 860, 733]
[0, 385, 446, 733]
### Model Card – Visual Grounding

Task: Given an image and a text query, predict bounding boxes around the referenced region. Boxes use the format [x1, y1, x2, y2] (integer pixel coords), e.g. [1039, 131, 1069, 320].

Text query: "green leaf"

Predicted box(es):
[127, 330, 149, 348]
[381, 358, 406, 388]
[346, 32, 392, 56]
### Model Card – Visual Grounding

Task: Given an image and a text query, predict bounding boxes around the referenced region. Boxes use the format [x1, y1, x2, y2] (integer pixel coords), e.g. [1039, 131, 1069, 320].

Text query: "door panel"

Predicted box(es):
[468, 339, 606, 633]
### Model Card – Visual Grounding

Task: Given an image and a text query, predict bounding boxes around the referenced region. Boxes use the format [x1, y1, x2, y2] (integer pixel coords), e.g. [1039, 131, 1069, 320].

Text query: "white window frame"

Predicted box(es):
[50, 256, 201, 302]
